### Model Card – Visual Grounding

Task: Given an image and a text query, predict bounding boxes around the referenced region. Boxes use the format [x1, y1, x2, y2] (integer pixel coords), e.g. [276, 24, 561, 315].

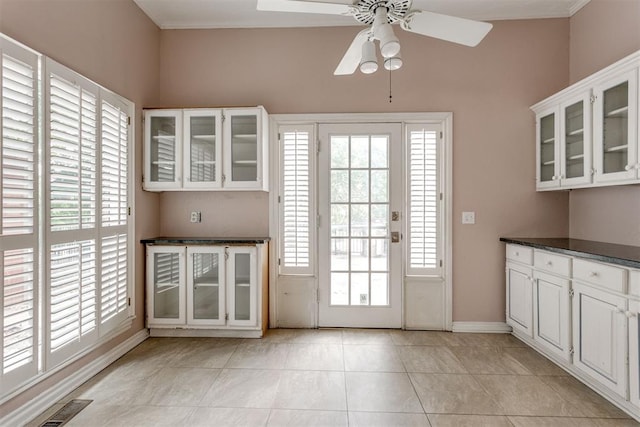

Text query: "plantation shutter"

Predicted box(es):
[280, 125, 314, 274]
[407, 124, 441, 275]
[0, 38, 39, 391]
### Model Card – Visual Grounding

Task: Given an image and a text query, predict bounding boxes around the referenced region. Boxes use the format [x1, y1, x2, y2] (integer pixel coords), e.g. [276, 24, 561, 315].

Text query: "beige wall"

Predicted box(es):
[0, 0, 161, 416]
[568, 0, 640, 245]
[157, 20, 571, 323]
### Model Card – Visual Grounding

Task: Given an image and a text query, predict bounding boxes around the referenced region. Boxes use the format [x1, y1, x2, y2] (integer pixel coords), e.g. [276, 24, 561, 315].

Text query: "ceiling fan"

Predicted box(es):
[257, 0, 493, 75]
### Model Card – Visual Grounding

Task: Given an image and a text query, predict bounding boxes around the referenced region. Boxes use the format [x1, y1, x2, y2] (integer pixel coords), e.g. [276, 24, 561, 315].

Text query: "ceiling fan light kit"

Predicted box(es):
[256, 0, 494, 75]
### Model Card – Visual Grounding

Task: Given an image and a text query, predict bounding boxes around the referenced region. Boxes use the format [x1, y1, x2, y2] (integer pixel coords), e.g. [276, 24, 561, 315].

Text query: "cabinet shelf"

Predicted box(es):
[542, 160, 555, 166]
[194, 282, 219, 287]
[567, 154, 584, 161]
[605, 144, 628, 153]
[192, 135, 216, 141]
[567, 128, 584, 136]
[236, 282, 251, 288]
[152, 161, 176, 165]
[153, 135, 176, 140]
[605, 106, 628, 118]
[156, 284, 179, 294]
[233, 160, 258, 165]
[233, 134, 257, 140]
[193, 160, 216, 165]
[542, 137, 555, 144]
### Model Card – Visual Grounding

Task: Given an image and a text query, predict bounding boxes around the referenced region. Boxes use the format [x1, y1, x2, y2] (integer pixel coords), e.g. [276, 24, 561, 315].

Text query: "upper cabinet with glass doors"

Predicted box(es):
[144, 106, 268, 191]
[531, 50, 639, 191]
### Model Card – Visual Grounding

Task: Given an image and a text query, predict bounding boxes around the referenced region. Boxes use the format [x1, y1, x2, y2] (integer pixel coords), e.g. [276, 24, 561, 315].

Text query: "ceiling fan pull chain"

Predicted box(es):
[389, 66, 393, 103]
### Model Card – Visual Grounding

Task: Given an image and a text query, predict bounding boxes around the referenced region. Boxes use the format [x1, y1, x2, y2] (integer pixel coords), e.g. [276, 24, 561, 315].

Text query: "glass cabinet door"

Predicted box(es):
[594, 70, 638, 182]
[537, 110, 559, 188]
[144, 110, 182, 190]
[186, 246, 226, 325]
[223, 108, 265, 189]
[147, 246, 185, 325]
[184, 110, 222, 189]
[560, 94, 591, 186]
[227, 246, 257, 326]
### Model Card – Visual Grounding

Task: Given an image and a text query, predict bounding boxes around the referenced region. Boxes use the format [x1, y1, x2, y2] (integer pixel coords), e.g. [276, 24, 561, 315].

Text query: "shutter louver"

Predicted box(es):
[281, 129, 311, 270]
[101, 101, 127, 227]
[100, 234, 127, 324]
[2, 54, 36, 236]
[409, 129, 439, 270]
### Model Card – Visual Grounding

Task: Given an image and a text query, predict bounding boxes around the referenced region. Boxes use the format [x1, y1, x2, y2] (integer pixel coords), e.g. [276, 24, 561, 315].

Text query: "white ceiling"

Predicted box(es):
[133, 0, 591, 30]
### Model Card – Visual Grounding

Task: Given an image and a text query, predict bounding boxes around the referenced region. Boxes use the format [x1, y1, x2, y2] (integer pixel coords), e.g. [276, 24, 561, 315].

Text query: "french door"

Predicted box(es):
[318, 123, 402, 328]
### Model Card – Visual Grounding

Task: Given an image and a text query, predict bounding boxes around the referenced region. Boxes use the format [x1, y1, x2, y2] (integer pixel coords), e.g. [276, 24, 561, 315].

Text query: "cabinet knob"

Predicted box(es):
[560, 174, 565, 179]
[626, 311, 637, 318]
[615, 307, 625, 314]
[589, 271, 599, 278]
[552, 175, 557, 180]
[546, 261, 553, 266]
[625, 165, 632, 171]
[515, 251, 519, 256]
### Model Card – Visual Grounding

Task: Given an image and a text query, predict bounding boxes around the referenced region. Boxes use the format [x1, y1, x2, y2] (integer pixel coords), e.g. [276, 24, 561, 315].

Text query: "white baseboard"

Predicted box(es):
[1, 329, 149, 427]
[451, 321, 512, 333]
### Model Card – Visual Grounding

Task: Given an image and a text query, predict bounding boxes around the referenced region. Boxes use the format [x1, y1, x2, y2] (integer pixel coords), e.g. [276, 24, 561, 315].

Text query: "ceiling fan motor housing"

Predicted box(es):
[352, 0, 412, 24]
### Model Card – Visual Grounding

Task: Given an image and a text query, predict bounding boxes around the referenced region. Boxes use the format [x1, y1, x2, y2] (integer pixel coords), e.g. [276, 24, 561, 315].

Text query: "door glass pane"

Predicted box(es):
[602, 82, 629, 174]
[154, 252, 180, 319]
[192, 252, 220, 320]
[329, 134, 390, 306]
[539, 113, 555, 182]
[231, 115, 258, 182]
[234, 253, 251, 321]
[190, 115, 216, 183]
[150, 116, 176, 182]
[564, 101, 585, 179]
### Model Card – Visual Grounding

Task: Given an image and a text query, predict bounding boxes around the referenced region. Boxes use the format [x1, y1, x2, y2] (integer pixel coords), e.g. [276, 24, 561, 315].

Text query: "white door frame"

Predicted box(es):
[268, 112, 453, 330]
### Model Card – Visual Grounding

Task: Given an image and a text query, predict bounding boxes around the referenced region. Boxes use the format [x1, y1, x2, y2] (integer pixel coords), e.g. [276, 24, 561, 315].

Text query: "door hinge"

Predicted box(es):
[590, 94, 596, 104]
[278, 195, 281, 203]
[128, 297, 131, 306]
[316, 139, 321, 153]
[439, 193, 443, 201]
[222, 114, 226, 122]
[225, 313, 229, 321]
[278, 258, 281, 266]
[278, 132, 281, 142]
[569, 346, 575, 355]
[569, 288, 575, 297]
[439, 260, 443, 267]
[222, 174, 226, 183]
[317, 288, 320, 304]
[128, 206, 131, 216]
[224, 249, 229, 261]
[317, 214, 321, 228]
[439, 131, 443, 139]
[142, 174, 145, 183]
[127, 116, 131, 126]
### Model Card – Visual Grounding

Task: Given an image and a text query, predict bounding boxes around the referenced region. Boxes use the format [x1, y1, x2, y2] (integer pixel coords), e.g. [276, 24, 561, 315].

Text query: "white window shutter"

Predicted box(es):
[407, 126, 441, 274]
[101, 100, 127, 227]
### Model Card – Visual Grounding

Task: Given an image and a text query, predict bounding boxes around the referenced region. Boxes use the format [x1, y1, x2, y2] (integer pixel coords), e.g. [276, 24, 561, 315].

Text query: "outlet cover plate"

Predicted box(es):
[462, 211, 475, 224]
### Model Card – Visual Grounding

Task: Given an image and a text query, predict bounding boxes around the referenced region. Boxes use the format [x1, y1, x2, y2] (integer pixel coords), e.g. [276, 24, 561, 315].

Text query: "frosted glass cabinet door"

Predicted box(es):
[223, 108, 265, 189]
[593, 70, 638, 183]
[144, 110, 182, 190]
[186, 246, 226, 325]
[227, 247, 257, 326]
[560, 94, 592, 187]
[146, 246, 185, 325]
[184, 109, 222, 189]
[536, 108, 560, 189]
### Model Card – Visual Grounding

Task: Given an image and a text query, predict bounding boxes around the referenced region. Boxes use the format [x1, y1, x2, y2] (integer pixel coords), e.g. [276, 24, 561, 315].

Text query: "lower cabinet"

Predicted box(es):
[629, 271, 640, 408]
[533, 270, 571, 362]
[146, 243, 267, 337]
[506, 262, 533, 337]
[572, 281, 628, 398]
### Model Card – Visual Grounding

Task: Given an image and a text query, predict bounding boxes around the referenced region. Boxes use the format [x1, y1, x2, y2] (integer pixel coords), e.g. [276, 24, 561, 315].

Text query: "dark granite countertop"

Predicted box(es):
[500, 237, 640, 269]
[141, 237, 270, 245]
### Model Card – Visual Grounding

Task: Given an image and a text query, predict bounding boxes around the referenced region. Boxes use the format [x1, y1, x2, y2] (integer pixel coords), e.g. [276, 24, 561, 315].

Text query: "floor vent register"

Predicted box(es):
[39, 399, 92, 427]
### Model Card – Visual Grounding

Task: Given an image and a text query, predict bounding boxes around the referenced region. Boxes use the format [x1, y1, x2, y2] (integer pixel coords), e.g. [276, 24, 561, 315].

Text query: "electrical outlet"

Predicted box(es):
[190, 211, 201, 223]
[461, 211, 475, 224]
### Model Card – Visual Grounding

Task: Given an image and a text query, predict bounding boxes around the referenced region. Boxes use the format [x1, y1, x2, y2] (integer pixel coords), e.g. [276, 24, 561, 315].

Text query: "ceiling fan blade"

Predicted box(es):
[402, 10, 493, 47]
[257, 0, 353, 16]
[334, 28, 370, 75]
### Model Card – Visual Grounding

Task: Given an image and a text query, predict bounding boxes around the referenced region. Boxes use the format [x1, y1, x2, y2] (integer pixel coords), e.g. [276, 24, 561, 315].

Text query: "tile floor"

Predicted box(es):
[28, 329, 640, 426]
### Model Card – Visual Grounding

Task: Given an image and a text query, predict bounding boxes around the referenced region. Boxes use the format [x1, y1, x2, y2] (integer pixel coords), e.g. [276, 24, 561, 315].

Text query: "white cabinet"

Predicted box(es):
[572, 281, 627, 398]
[506, 262, 533, 337]
[533, 270, 571, 362]
[532, 50, 639, 191]
[144, 106, 268, 191]
[146, 243, 267, 337]
[629, 271, 640, 408]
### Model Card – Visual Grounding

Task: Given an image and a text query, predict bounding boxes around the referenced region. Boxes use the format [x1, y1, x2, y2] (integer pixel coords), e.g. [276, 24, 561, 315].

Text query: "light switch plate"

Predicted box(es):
[462, 211, 475, 224]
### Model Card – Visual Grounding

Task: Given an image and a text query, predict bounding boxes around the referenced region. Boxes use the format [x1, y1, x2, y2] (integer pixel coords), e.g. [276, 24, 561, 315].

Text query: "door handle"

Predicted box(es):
[391, 232, 401, 243]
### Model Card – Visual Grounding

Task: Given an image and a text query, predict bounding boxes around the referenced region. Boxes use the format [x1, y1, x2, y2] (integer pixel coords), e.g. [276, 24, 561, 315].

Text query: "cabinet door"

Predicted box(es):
[506, 263, 533, 337]
[144, 110, 182, 190]
[227, 246, 257, 326]
[186, 246, 226, 326]
[146, 246, 185, 326]
[223, 108, 266, 190]
[593, 69, 638, 183]
[559, 93, 592, 187]
[536, 107, 561, 190]
[629, 298, 640, 408]
[533, 271, 571, 361]
[572, 282, 627, 398]
[183, 109, 222, 189]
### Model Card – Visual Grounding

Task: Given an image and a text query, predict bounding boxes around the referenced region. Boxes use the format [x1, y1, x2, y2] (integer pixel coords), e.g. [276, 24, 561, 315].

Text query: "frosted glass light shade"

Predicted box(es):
[359, 40, 378, 74]
[384, 53, 403, 71]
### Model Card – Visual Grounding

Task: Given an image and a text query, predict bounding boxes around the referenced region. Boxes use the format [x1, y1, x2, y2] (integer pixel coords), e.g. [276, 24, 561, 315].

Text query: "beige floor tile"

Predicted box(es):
[185, 407, 271, 426]
[171, 338, 241, 368]
[290, 329, 343, 344]
[427, 414, 513, 426]
[349, 411, 430, 426]
[449, 346, 532, 375]
[273, 370, 347, 410]
[200, 368, 282, 408]
[502, 347, 569, 376]
[260, 329, 301, 343]
[508, 416, 601, 426]
[389, 330, 449, 346]
[476, 374, 584, 416]
[116, 337, 187, 367]
[148, 367, 221, 406]
[342, 329, 394, 345]
[592, 419, 640, 426]
[225, 342, 290, 369]
[344, 344, 405, 372]
[539, 375, 631, 418]
[441, 333, 526, 347]
[284, 343, 344, 370]
[409, 373, 504, 415]
[398, 345, 467, 374]
[268, 409, 348, 426]
[66, 404, 195, 427]
[346, 372, 423, 413]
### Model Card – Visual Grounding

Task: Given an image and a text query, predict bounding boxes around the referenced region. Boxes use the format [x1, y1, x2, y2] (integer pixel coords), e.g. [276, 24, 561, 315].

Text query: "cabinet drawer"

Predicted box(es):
[573, 258, 626, 293]
[534, 250, 571, 277]
[506, 244, 533, 265]
[630, 270, 640, 297]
